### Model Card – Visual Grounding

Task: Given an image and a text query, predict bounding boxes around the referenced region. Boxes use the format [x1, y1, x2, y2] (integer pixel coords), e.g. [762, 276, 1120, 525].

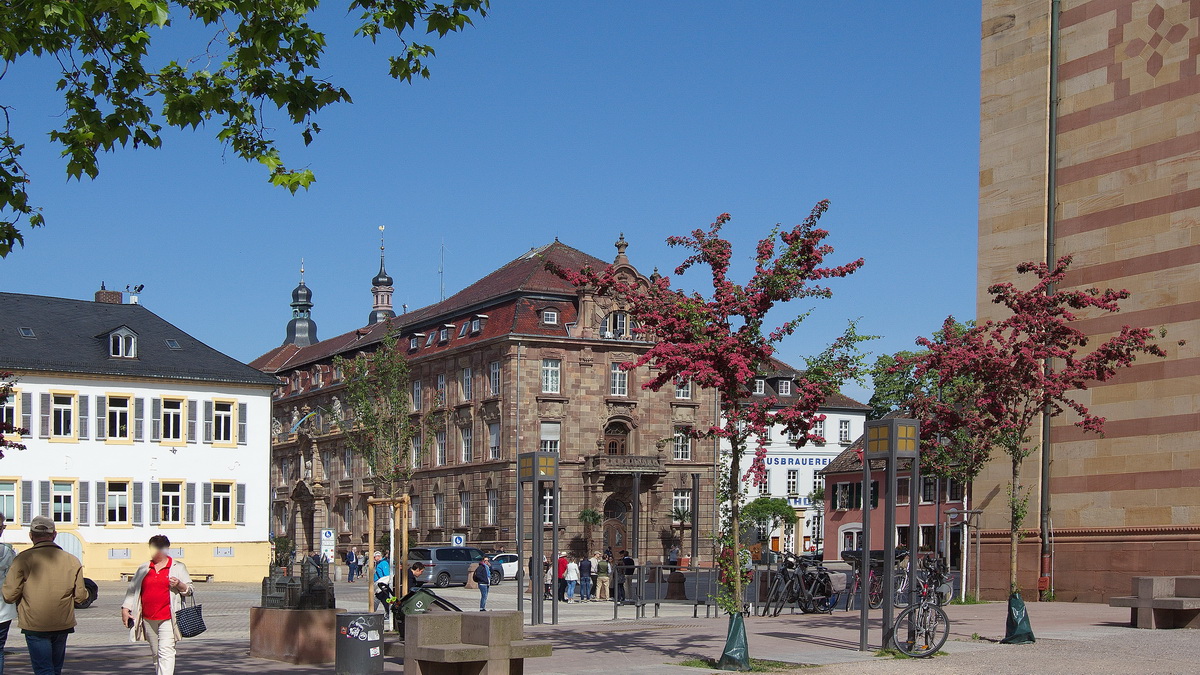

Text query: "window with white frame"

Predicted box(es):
[486, 489, 498, 525]
[459, 491, 470, 527]
[470, 318, 482, 333]
[109, 329, 137, 358]
[609, 363, 628, 396]
[213, 401, 234, 443]
[488, 422, 500, 460]
[921, 476, 938, 503]
[947, 478, 965, 502]
[52, 481, 74, 523]
[812, 475, 822, 497]
[409, 496, 420, 528]
[161, 399, 183, 441]
[778, 380, 792, 396]
[605, 311, 630, 338]
[412, 380, 422, 411]
[753, 379, 765, 395]
[460, 426, 473, 463]
[835, 482, 852, 510]
[674, 378, 691, 399]
[488, 361, 501, 397]
[673, 427, 692, 461]
[0, 481, 15, 523]
[52, 394, 74, 437]
[211, 483, 233, 524]
[438, 327, 449, 342]
[435, 430, 447, 465]
[425, 332, 436, 347]
[540, 485, 555, 525]
[107, 481, 129, 523]
[0, 399, 15, 434]
[458, 323, 468, 338]
[786, 470, 799, 495]
[838, 419, 851, 444]
[759, 471, 770, 495]
[434, 493, 445, 527]
[539, 422, 560, 453]
[411, 432, 422, 468]
[343, 448, 353, 478]
[461, 367, 472, 401]
[541, 359, 561, 394]
[813, 419, 825, 443]
[107, 396, 130, 440]
[160, 482, 182, 523]
[340, 499, 353, 532]
[672, 489, 691, 514]
[542, 309, 558, 325]
[410, 336, 419, 350]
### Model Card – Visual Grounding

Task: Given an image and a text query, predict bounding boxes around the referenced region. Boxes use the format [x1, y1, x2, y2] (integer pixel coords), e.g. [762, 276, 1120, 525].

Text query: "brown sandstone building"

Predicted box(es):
[252, 238, 717, 564]
[977, 0, 1199, 600]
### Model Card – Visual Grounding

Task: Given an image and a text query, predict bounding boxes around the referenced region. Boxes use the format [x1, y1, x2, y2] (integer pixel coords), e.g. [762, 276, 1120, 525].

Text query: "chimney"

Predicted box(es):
[95, 282, 123, 305]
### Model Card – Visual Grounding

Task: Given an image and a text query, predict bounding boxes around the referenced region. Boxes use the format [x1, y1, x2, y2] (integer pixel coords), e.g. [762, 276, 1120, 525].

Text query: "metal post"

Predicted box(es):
[632, 472, 641, 559]
[859, 454, 871, 651]
[367, 501, 375, 612]
[909, 454, 920, 608]
[691, 473, 701, 567]
[881, 456, 897, 647]
[517, 476, 524, 618]
[532, 478, 543, 625]
[551, 484, 559, 625]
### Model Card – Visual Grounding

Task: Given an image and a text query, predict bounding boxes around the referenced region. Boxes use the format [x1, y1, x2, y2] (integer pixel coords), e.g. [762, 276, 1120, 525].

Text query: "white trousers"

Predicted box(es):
[143, 618, 177, 675]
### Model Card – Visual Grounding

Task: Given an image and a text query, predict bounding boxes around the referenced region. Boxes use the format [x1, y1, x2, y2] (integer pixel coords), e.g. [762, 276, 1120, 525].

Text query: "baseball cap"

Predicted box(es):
[29, 515, 56, 534]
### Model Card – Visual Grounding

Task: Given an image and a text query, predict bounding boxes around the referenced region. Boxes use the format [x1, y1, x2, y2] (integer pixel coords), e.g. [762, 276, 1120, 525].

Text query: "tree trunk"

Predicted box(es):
[1009, 454, 1021, 594]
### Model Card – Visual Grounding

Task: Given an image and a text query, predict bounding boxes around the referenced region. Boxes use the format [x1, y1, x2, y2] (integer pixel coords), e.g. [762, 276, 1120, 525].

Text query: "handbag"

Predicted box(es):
[175, 593, 207, 638]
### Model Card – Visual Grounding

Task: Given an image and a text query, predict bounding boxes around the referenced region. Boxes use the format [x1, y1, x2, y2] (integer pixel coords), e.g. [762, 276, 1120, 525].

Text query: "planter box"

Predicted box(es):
[250, 607, 347, 665]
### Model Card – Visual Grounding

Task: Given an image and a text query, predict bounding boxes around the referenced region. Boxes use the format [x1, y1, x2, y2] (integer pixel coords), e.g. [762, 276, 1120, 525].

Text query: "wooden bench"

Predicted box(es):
[405, 610, 552, 675]
[119, 572, 214, 583]
[1110, 576, 1200, 629]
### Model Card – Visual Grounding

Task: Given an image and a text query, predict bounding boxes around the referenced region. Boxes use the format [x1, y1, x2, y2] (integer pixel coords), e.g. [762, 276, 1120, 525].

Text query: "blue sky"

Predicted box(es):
[1, 3, 981, 403]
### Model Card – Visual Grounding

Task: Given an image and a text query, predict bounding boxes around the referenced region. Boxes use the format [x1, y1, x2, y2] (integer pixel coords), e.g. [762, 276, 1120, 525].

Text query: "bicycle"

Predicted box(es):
[897, 554, 953, 608]
[760, 553, 838, 616]
[891, 555, 952, 658]
[843, 550, 884, 610]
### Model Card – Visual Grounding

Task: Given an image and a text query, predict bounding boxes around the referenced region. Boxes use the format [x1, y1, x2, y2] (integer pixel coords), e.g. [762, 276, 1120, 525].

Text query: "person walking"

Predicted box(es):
[1, 515, 88, 675]
[556, 552, 568, 602]
[564, 557, 580, 603]
[589, 552, 601, 599]
[473, 557, 493, 611]
[667, 545, 681, 569]
[595, 555, 611, 601]
[618, 550, 636, 604]
[345, 548, 359, 583]
[0, 515, 17, 674]
[578, 556, 592, 602]
[372, 551, 391, 612]
[120, 535, 195, 675]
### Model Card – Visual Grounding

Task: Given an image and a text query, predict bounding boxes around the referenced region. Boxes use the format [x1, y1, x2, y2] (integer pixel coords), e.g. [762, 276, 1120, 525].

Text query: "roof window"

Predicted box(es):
[165, 339, 182, 350]
[17, 327, 35, 338]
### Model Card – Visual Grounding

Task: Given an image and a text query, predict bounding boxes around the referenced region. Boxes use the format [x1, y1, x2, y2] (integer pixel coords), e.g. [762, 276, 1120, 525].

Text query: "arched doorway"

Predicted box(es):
[602, 497, 628, 552]
[604, 422, 629, 455]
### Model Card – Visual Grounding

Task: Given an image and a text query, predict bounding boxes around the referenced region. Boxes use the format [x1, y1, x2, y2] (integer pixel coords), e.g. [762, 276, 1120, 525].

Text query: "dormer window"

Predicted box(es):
[410, 336, 420, 351]
[542, 309, 559, 325]
[470, 317, 483, 333]
[778, 380, 792, 396]
[439, 327, 450, 342]
[753, 378, 765, 395]
[109, 328, 137, 358]
[604, 311, 631, 339]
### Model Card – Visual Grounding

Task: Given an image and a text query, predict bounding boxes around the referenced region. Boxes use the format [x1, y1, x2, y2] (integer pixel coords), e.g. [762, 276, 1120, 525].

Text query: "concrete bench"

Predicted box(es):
[405, 610, 552, 675]
[1109, 576, 1200, 629]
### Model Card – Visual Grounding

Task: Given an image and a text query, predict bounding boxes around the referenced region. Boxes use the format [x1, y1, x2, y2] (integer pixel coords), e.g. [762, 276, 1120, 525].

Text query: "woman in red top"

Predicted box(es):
[120, 535, 194, 675]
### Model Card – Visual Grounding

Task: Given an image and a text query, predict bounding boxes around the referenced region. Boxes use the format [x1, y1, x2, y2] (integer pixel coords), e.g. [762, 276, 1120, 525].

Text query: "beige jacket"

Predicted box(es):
[0, 540, 88, 632]
[121, 559, 194, 642]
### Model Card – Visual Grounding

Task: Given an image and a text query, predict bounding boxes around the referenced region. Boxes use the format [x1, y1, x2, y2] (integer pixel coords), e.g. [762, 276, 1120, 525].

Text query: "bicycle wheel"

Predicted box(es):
[893, 603, 950, 658]
[868, 570, 884, 609]
[894, 571, 910, 608]
[761, 576, 785, 617]
[774, 578, 797, 617]
[935, 581, 954, 607]
[810, 573, 838, 614]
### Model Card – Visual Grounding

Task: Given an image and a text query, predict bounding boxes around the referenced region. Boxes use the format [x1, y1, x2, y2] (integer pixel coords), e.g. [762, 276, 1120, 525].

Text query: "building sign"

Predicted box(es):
[763, 456, 832, 467]
[321, 529, 336, 562]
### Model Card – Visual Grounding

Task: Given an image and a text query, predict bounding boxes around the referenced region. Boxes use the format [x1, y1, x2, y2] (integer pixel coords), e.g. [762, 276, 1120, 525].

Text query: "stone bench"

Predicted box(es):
[120, 571, 214, 583]
[1109, 576, 1200, 629]
[405, 610, 552, 675]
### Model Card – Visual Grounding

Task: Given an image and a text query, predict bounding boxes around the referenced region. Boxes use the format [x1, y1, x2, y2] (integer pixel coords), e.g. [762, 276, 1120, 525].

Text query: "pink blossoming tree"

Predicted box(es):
[901, 256, 1165, 594]
[550, 202, 869, 618]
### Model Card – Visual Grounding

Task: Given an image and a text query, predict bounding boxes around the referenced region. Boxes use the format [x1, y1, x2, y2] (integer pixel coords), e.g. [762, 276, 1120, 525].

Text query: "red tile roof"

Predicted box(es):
[753, 355, 870, 410]
[253, 241, 609, 374]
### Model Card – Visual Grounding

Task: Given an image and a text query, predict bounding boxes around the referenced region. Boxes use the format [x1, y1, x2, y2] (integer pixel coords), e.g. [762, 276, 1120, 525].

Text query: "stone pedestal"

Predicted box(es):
[250, 607, 346, 664]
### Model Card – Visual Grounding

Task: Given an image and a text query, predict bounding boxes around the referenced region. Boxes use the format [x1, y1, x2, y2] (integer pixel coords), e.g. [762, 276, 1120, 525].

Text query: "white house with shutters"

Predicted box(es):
[0, 289, 276, 582]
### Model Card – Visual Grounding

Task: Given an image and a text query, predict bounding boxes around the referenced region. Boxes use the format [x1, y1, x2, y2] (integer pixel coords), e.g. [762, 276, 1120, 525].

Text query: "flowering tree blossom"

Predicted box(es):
[901, 256, 1165, 593]
[0, 373, 27, 458]
[550, 202, 868, 615]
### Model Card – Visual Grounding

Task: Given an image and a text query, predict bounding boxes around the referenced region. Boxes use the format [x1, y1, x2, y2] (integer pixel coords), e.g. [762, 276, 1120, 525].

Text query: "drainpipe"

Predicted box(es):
[1040, 0, 1062, 601]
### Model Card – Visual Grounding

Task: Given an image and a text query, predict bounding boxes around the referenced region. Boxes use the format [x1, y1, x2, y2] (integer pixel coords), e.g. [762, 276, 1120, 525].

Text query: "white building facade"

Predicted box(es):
[720, 358, 869, 555]
[0, 290, 276, 581]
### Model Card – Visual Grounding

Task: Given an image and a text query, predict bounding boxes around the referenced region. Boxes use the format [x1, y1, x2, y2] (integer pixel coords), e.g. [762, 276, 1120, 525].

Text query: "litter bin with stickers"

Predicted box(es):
[335, 611, 385, 674]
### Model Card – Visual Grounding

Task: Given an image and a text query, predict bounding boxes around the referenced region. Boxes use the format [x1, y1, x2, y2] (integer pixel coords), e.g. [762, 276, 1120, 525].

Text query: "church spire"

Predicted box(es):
[284, 259, 318, 347]
[368, 225, 397, 325]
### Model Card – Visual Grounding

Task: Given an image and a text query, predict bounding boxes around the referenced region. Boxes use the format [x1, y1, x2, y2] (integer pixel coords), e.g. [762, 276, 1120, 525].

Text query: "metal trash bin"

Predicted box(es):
[335, 612, 385, 675]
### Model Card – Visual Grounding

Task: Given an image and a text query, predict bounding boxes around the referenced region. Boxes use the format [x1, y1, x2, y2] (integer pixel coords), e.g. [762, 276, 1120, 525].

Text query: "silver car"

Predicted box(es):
[407, 546, 498, 587]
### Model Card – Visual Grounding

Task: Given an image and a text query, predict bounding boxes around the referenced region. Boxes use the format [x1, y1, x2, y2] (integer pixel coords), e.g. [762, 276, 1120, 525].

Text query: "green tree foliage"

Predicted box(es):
[0, 0, 489, 257]
[0, 373, 27, 458]
[577, 508, 601, 553]
[740, 497, 796, 542]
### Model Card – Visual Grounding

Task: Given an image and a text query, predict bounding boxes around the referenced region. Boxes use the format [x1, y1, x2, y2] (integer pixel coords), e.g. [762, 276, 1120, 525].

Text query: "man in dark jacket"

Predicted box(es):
[474, 558, 493, 611]
[578, 556, 593, 602]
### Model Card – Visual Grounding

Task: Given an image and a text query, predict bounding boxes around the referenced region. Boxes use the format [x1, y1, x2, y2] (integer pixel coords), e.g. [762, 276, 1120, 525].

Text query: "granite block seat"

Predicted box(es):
[405, 610, 552, 675]
[1109, 576, 1200, 629]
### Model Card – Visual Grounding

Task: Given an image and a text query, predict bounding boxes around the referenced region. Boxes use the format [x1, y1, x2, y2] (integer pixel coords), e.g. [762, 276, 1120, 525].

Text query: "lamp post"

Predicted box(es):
[518, 451, 558, 625]
[860, 417, 920, 651]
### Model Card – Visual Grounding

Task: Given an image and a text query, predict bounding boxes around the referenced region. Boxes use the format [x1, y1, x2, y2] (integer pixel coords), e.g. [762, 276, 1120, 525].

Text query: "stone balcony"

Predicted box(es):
[584, 454, 666, 475]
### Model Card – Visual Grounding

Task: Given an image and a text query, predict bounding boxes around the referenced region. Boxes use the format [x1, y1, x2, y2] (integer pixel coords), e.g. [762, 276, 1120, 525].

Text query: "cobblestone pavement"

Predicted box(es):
[0, 578, 1194, 673]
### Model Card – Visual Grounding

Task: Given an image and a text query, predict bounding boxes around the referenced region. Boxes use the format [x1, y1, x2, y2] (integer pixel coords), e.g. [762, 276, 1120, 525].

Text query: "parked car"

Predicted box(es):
[491, 553, 520, 580]
[406, 547, 500, 587]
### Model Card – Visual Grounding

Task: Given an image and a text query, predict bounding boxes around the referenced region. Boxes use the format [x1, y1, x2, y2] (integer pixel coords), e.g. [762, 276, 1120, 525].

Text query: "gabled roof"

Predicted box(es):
[0, 293, 278, 387]
[253, 241, 609, 374]
[755, 355, 870, 411]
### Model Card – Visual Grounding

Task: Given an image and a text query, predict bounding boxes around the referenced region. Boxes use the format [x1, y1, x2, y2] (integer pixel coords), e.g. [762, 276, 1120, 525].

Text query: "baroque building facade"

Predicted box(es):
[253, 238, 719, 563]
